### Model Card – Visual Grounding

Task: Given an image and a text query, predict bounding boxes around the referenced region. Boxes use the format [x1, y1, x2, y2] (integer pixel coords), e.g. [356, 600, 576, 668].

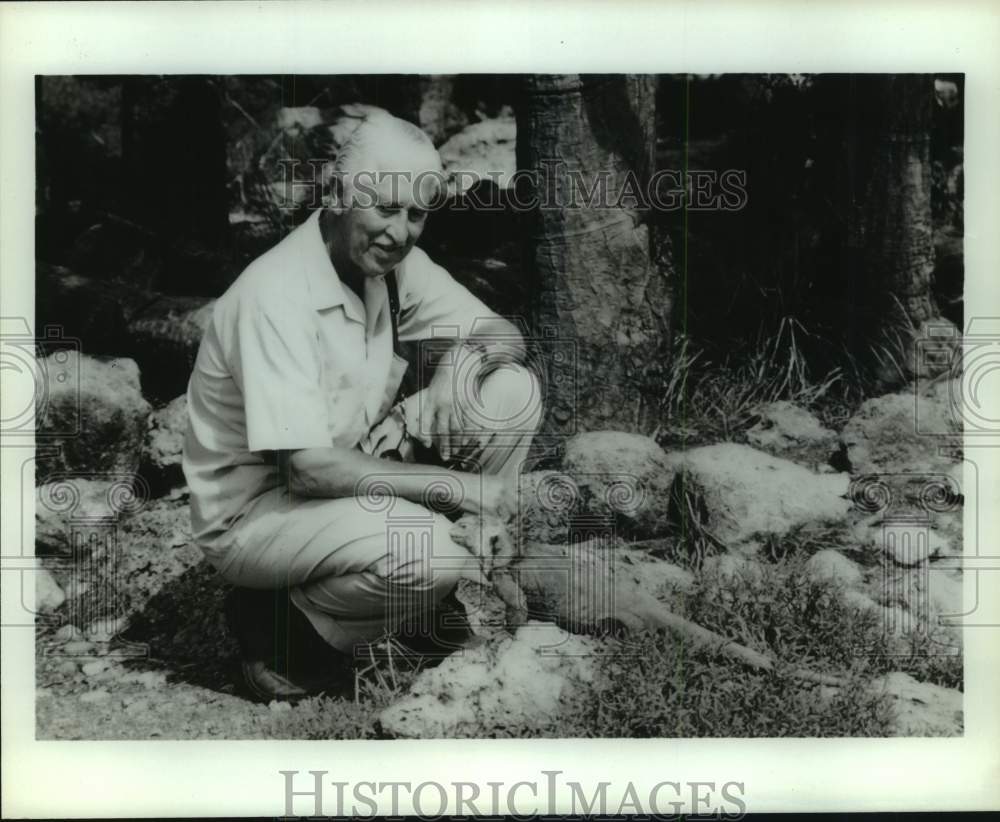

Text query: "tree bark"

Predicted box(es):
[516, 75, 671, 439]
[853, 75, 938, 326]
[850, 74, 959, 390]
[846, 74, 959, 387]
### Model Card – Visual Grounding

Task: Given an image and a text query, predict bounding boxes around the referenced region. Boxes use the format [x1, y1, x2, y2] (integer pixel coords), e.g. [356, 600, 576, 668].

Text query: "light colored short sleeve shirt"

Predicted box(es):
[182, 209, 494, 544]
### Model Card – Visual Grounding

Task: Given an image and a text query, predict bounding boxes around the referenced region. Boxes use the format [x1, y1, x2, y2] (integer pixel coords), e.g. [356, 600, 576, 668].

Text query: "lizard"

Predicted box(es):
[451, 513, 846, 688]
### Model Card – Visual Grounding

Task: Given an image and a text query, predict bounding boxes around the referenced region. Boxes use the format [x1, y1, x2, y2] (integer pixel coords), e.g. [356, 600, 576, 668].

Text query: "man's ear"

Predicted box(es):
[323, 164, 348, 215]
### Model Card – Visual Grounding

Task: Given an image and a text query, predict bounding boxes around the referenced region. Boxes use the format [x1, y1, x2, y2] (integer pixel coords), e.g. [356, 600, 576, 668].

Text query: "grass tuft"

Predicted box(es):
[657, 320, 845, 447]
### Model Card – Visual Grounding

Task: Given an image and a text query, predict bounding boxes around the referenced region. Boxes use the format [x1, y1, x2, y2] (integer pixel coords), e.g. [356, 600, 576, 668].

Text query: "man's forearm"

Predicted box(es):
[279, 446, 495, 515]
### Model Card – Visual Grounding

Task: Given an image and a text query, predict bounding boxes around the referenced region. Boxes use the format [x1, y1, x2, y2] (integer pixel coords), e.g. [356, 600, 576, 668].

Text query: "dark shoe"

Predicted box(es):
[240, 660, 310, 703]
[225, 587, 352, 702]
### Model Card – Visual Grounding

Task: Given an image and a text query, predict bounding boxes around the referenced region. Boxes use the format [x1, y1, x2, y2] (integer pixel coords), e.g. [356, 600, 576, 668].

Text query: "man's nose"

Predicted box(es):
[384, 213, 408, 245]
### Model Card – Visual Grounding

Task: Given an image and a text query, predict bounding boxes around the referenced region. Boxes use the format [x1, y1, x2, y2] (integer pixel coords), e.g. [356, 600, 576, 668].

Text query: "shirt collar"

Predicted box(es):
[300, 209, 369, 324]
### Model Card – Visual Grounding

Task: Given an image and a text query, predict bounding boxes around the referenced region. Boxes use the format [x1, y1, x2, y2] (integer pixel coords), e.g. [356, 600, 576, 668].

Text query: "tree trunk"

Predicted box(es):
[516, 75, 672, 440]
[855, 75, 937, 322]
[849, 74, 955, 383]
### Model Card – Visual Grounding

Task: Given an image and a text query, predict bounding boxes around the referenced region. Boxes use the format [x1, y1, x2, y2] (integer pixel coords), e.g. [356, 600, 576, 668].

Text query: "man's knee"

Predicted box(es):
[473, 363, 543, 433]
[368, 508, 474, 592]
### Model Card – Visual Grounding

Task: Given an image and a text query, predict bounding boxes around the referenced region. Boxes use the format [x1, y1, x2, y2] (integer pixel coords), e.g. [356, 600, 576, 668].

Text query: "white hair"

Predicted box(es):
[332, 108, 442, 184]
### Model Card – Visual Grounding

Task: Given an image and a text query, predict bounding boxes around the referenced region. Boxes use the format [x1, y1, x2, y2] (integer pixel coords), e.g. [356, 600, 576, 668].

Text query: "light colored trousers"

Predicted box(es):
[217, 364, 542, 653]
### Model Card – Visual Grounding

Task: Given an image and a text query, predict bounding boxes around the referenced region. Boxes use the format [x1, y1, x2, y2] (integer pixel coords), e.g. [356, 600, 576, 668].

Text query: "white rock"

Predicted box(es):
[841, 380, 962, 503]
[871, 672, 963, 736]
[562, 431, 678, 540]
[61, 640, 95, 655]
[438, 112, 516, 194]
[841, 589, 879, 612]
[81, 659, 111, 677]
[806, 550, 863, 588]
[86, 616, 128, 642]
[52, 623, 82, 643]
[79, 689, 111, 704]
[275, 106, 322, 133]
[884, 525, 955, 566]
[928, 570, 964, 624]
[380, 622, 602, 738]
[35, 351, 151, 480]
[141, 394, 188, 490]
[746, 401, 837, 464]
[54, 659, 78, 676]
[664, 444, 851, 547]
[36, 478, 128, 556]
[34, 568, 66, 613]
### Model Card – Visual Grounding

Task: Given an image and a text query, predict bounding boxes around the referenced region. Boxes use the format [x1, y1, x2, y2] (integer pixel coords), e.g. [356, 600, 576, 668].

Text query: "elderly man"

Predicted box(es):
[183, 109, 541, 702]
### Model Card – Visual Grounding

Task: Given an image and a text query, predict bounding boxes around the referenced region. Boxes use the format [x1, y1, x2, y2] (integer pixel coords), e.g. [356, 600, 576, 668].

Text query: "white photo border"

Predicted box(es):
[2, 0, 999, 816]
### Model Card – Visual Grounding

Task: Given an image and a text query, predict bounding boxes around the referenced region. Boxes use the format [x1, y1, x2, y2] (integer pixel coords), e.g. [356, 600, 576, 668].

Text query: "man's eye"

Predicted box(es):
[408, 209, 428, 223]
[377, 205, 401, 217]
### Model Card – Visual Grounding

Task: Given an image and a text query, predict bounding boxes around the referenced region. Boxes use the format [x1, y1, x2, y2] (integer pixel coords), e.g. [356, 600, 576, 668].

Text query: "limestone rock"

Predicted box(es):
[86, 616, 130, 642]
[81, 659, 111, 677]
[141, 394, 188, 492]
[275, 106, 323, 134]
[875, 566, 964, 647]
[35, 568, 66, 613]
[36, 477, 144, 556]
[35, 352, 151, 481]
[665, 444, 851, 547]
[438, 111, 516, 194]
[872, 672, 963, 736]
[882, 528, 952, 566]
[841, 379, 962, 506]
[805, 550, 864, 588]
[52, 624, 83, 643]
[61, 640, 95, 655]
[561, 431, 678, 540]
[745, 401, 838, 465]
[380, 623, 602, 738]
[928, 569, 964, 624]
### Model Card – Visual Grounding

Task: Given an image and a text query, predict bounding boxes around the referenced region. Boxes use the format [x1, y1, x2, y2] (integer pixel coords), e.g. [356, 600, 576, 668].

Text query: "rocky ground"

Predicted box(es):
[33, 343, 966, 739]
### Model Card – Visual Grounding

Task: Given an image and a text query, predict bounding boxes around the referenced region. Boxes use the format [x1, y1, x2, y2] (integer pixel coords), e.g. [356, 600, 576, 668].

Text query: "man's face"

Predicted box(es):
[334, 139, 443, 279]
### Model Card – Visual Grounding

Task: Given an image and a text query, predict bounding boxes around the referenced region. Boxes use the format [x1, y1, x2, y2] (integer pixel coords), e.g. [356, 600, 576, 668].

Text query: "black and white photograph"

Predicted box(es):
[2, 1, 998, 818]
[29, 69, 971, 741]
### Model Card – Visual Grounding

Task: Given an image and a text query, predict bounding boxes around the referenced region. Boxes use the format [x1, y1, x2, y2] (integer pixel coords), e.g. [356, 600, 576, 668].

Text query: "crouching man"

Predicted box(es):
[182, 109, 541, 702]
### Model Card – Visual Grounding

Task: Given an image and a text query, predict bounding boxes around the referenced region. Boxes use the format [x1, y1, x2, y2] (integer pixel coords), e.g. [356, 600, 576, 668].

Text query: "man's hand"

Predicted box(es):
[425, 342, 482, 462]
[425, 322, 526, 462]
